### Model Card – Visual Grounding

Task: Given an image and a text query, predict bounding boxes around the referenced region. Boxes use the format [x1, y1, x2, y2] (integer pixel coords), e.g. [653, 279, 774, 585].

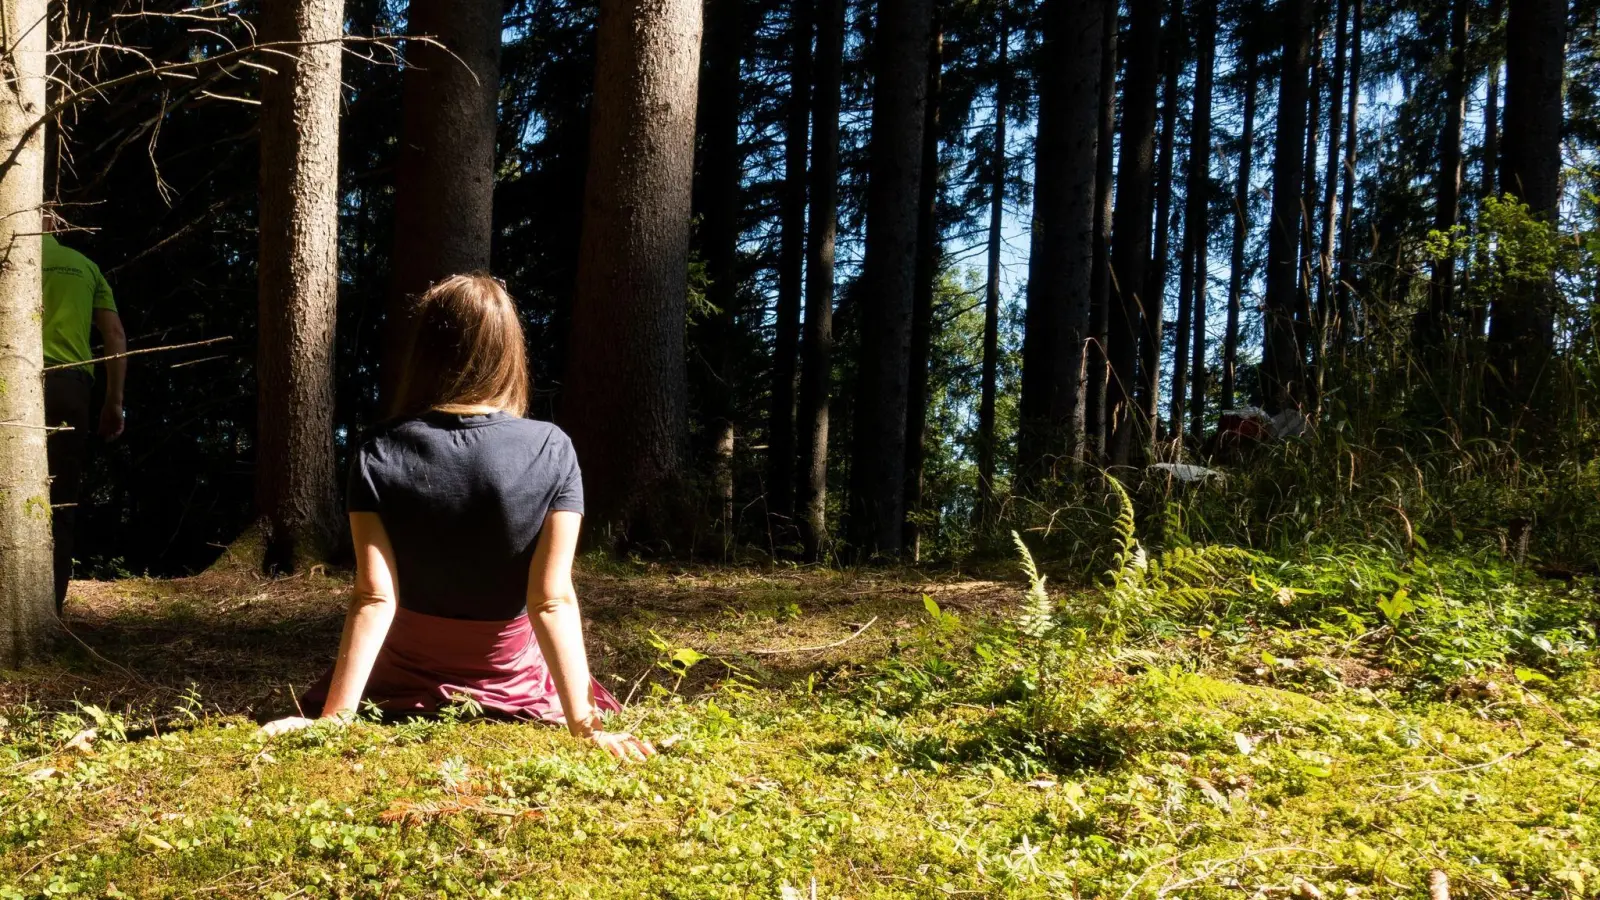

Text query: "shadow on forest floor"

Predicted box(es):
[2, 562, 1023, 722]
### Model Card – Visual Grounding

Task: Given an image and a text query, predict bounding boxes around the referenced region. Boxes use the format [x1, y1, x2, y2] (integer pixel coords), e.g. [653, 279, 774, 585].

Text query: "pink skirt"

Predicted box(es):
[300, 606, 622, 723]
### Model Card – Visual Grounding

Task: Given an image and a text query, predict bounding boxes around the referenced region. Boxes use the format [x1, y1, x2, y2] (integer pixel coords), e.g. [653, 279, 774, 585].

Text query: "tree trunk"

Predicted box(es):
[797, 0, 845, 560]
[1222, 61, 1259, 411]
[768, 0, 811, 530]
[1172, 207, 1193, 439]
[256, 0, 345, 574]
[1085, 0, 1118, 460]
[1483, 0, 1502, 203]
[1142, 20, 1179, 445]
[1336, 0, 1363, 343]
[1019, 0, 1104, 480]
[1472, 0, 1503, 339]
[1179, 0, 1216, 441]
[977, 18, 1008, 521]
[0, 0, 54, 666]
[1318, 0, 1347, 338]
[1106, 0, 1162, 466]
[1300, 5, 1324, 407]
[846, 0, 933, 558]
[1262, 0, 1312, 413]
[562, 0, 702, 543]
[1488, 0, 1566, 420]
[1422, 0, 1468, 348]
[693, 0, 745, 544]
[382, 0, 501, 407]
[904, 26, 942, 560]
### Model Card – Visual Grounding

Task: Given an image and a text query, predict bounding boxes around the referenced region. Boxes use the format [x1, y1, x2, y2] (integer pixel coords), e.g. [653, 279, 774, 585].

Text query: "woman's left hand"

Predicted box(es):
[255, 715, 348, 740]
[588, 730, 656, 762]
[255, 716, 315, 739]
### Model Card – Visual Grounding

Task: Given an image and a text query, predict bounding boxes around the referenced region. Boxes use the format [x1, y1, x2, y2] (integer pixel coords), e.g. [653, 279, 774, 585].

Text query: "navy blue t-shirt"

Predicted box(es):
[347, 411, 584, 621]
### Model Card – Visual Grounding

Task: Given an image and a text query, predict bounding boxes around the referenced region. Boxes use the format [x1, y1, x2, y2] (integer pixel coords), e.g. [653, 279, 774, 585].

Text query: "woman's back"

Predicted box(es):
[349, 411, 583, 621]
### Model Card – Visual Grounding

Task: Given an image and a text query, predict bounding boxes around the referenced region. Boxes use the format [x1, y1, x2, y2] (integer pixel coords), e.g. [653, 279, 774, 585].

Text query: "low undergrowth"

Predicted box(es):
[3, 527, 1599, 898]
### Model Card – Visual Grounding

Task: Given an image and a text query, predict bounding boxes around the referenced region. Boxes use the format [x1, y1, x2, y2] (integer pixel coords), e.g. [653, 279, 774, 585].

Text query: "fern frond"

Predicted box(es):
[1012, 531, 1055, 638]
[1106, 476, 1139, 570]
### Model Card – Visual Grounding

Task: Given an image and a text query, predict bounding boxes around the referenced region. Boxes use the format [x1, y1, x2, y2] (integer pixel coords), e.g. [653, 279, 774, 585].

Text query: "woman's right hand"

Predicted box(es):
[587, 730, 655, 762]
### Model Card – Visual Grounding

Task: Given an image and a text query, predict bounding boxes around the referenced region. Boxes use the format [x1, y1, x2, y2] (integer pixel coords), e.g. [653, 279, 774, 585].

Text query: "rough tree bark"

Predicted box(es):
[0, 0, 55, 666]
[1482, 0, 1502, 203]
[1106, 0, 1162, 466]
[1336, 0, 1363, 342]
[1299, 4, 1324, 406]
[1262, 0, 1312, 412]
[256, 0, 345, 575]
[1317, 0, 1347, 335]
[1018, 0, 1103, 480]
[768, 0, 811, 529]
[1222, 61, 1259, 411]
[562, 0, 702, 544]
[977, 16, 1008, 520]
[1472, 0, 1503, 339]
[846, 0, 933, 557]
[1176, 0, 1215, 440]
[1085, 0, 1117, 460]
[1421, 0, 1468, 348]
[1142, 17, 1178, 444]
[904, 25, 942, 559]
[1487, 0, 1567, 421]
[693, 0, 745, 543]
[382, 0, 502, 407]
[796, 0, 844, 560]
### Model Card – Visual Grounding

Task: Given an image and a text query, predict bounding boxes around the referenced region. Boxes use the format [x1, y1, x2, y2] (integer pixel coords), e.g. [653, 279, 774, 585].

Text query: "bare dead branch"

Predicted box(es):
[42, 335, 232, 372]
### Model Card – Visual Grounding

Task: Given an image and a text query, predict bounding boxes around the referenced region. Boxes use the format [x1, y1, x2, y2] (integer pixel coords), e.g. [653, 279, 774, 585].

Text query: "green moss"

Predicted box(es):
[22, 495, 50, 522]
[1, 564, 1596, 898]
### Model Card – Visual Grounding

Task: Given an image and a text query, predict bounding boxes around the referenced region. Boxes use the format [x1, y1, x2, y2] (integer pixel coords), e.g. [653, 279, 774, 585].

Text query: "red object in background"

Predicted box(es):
[300, 606, 622, 722]
[1218, 410, 1273, 442]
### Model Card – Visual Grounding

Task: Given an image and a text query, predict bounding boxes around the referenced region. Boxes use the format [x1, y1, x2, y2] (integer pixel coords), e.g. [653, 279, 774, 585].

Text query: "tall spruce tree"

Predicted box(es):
[562, 0, 702, 542]
[976, 7, 1009, 519]
[1019, 0, 1104, 478]
[1106, 0, 1162, 465]
[693, 0, 746, 540]
[847, 0, 934, 557]
[1176, 0, 1216, 440]
[1262, 0, 1312, 412]
[769, 0, 811, 528]
[797, 0, 845, 560]
[1085, 0, 1118, 458]
[382, 0, 502, 405]
[0, 0, 54, 666]
[905, 25, 943, 559]
[255, 0, 345, 574]
[1420, 0, 1469, 348]
[1487, 0, 1567, 421]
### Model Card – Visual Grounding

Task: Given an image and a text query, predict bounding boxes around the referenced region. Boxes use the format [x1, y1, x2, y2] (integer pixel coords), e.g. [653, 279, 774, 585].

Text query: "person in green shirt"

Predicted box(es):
[41, 212, 127, 613]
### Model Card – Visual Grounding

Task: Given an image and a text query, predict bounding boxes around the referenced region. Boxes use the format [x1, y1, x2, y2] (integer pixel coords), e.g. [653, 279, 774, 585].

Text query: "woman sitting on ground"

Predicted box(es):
[259, 274, 652, 762]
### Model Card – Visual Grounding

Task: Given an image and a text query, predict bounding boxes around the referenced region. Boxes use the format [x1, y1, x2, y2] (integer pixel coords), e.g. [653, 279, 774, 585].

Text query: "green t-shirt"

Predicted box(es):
[42, 233, 116, 371]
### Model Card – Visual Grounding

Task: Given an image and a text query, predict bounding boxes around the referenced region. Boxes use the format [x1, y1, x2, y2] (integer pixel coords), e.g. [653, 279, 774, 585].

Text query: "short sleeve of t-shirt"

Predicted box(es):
[346, 445, 381, 513]
[91, 263, 116, 312]
[550, 431, 585, 515]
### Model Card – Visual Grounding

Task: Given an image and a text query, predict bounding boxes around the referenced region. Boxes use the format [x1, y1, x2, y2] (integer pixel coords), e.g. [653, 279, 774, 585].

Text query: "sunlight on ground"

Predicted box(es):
[2, 567, 1597, 898]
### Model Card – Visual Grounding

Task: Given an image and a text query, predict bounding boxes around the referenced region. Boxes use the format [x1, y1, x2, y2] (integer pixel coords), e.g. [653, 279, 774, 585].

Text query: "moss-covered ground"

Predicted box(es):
[2, 559, 1597, 898]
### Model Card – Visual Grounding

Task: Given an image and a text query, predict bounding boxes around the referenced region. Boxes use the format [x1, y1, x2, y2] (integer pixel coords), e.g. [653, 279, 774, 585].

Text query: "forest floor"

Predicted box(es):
[1, 557, 1598, 898]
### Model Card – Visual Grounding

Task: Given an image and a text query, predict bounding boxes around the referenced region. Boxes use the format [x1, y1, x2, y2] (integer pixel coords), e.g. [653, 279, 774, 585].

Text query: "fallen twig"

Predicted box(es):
[748, 616, 878, 655]
[1366, 742, 1541, 781]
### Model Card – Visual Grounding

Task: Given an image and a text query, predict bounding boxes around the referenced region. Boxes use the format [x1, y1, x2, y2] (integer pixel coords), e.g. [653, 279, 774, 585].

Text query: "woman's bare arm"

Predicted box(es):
[318, 513, 400, 717]
[527, 510, 653, 761]
[258, 513, 397, 737]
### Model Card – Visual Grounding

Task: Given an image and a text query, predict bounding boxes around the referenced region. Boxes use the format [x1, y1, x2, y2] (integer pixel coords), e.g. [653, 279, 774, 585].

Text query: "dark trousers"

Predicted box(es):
[45, 370, 93, 614]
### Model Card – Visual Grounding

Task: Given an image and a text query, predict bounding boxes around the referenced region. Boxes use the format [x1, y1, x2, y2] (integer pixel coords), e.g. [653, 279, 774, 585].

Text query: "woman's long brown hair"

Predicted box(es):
[389, 273, 530, 419]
